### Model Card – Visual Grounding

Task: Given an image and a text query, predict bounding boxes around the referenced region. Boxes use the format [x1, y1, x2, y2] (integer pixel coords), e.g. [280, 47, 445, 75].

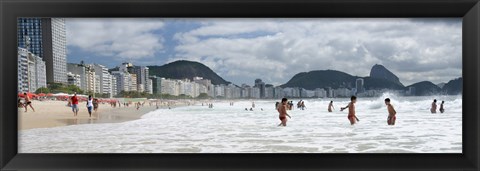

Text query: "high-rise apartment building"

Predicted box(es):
[94, 64, 113, 95]
[18, 18, 67, 84]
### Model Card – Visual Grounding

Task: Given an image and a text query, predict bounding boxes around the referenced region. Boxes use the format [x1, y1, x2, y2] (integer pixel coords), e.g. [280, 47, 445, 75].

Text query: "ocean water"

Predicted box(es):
[19, 93, 462, 153]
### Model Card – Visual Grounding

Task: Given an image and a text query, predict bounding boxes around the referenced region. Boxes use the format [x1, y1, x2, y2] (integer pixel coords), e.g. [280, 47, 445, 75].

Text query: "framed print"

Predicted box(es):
[1, 0, 479, 170]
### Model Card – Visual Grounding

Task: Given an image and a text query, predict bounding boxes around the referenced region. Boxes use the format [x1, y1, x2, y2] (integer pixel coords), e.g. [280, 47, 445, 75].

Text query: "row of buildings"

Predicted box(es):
[65, 62, 153, 97]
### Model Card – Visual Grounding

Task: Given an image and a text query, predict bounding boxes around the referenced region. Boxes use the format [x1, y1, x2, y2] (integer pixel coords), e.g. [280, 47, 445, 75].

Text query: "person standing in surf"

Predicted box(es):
[277, 98, 291, 127]
[328, 101, 335, 112]
[431, 99, 437, 113]
[385, 98, 397, 125]
[341, 96, 358, 125]
[439, 101, 445, 113]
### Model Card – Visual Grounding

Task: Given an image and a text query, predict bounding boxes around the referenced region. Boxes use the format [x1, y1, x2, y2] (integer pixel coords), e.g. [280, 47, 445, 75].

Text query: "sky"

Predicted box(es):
[66, 18, 462, 86]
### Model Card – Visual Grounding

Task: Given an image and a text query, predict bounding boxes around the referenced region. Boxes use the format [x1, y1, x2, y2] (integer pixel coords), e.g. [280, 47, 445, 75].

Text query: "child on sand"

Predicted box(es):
[340, 96, 358, 125]
[385, 98, 397, 125]
[18, 99, 24, 109]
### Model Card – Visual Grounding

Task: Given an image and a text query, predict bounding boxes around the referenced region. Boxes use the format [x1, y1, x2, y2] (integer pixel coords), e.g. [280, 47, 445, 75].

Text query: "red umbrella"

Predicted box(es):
[38, 93, 46, 97]
[46, 93, 54, 97]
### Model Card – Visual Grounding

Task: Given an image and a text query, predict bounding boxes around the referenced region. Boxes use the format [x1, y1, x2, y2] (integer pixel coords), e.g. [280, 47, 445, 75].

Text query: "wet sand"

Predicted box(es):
[19, 100, 184, 130]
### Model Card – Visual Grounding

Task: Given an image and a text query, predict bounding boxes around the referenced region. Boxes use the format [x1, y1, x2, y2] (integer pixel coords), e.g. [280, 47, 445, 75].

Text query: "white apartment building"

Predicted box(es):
[67, 72, 81, 88]
[17, 47, 46, 93]
[111, 75, 117, 96]
[94, 64, 112, 95]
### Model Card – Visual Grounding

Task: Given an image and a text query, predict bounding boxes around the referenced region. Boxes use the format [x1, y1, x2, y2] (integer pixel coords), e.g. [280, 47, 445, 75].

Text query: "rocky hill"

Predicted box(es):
[148, 60, 230, 85]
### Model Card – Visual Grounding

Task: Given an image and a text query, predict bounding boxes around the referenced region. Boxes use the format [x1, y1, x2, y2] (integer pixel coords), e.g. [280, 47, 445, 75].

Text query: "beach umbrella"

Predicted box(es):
[46, 93, 54, 97]
[38, 93, 46, 97]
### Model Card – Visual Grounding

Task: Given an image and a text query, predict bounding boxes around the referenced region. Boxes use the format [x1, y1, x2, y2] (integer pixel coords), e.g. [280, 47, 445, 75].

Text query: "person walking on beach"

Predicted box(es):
[252, 102, 255, 108]
[23, 93, 35, 112]
[440, 101, 445, 113]
[86, 95, 93, 117]
[71, 93, 79, 116]
[328, 101, 335, 112]
[341, 96, 358, 125]
[385, 98, 397, 125]
[431, 99, 437, 113]
[277, 98, 292, 126]
[136, 102, 141, 110]
[93, 98, 99, 112]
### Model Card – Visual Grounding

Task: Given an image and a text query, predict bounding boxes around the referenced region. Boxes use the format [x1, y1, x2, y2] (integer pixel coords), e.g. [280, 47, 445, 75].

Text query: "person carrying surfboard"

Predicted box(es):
[340, 96, 358, 125]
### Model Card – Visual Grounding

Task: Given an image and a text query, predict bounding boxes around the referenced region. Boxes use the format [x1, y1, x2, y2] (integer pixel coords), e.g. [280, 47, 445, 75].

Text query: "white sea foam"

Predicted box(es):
[19, 94, 462, 153]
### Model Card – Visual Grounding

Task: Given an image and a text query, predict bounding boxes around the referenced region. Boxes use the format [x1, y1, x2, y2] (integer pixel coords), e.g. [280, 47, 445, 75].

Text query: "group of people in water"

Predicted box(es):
[276, 96, 447, 127]
[207, 103, 214, 108]
[431, 99, 445, 113]
[276, 96, 393, 126]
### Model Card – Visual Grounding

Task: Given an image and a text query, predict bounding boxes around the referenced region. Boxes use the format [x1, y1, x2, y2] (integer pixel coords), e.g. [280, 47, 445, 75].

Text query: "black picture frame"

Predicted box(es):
[1, 0, 479, 170]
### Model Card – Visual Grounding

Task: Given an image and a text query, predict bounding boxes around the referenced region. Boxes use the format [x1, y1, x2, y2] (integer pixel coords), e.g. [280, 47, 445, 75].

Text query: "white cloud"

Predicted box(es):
[66, 18, 165, 61]
[171, 18, 462, 86]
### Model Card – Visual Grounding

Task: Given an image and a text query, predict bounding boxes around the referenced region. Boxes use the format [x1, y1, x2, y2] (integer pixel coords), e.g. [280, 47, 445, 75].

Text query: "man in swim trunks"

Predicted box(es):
[277, 98, 291, 127]
[385, 98, 397, 125]
[23, 93, 35, 112]
[341, 96, 357, 125]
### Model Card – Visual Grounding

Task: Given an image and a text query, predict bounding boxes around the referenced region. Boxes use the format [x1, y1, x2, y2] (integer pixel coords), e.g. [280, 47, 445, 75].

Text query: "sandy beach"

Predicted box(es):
[18, 99, 188, 130]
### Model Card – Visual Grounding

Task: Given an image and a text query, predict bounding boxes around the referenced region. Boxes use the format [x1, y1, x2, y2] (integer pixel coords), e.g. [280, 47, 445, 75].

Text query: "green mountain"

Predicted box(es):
[406, 81, 441, 96]
[363, 77, 405, 90]
[280, 70, 405, 90]
[280, 70, 356, 89]
[442, 77, 462, 95]
[147, 60, 230, 85]
[370, 64, 404, 87]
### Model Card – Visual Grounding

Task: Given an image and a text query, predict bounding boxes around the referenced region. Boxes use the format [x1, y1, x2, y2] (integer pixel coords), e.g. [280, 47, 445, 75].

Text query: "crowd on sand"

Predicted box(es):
[17, 92, 188, 117]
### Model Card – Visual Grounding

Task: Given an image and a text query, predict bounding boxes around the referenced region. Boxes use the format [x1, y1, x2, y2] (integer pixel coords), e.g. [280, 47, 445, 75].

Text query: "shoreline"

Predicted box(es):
[19, 100, 189, 131]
